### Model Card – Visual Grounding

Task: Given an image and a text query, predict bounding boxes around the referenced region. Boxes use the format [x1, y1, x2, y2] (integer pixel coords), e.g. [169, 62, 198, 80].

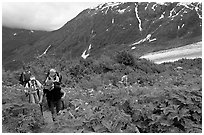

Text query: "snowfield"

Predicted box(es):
[140, 42, 202, 64]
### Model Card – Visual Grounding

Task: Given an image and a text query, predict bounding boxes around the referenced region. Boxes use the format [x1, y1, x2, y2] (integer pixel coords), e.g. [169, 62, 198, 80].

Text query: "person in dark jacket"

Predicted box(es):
[39, 80, 66, 121]
[19, 66, 32, 87]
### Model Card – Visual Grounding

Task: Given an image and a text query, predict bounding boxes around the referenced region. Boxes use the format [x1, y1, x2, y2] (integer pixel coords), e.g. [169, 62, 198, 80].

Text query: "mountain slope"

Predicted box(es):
[2, 2, 202, 70]
[2, 26, 49, 70]
[31, 2, 202, 58]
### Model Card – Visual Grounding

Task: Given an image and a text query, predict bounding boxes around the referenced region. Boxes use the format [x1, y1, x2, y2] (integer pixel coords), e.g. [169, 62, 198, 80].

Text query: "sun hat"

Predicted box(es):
[50, 69, 56, 73]
[30, 76, 36, 81]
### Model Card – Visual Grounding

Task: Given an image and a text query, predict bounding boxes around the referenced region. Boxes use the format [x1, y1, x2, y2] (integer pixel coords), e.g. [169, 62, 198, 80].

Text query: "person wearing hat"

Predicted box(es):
[25, 75, 43, 104]
[39, 80, 66, 121]
[44, 69, 62, 86]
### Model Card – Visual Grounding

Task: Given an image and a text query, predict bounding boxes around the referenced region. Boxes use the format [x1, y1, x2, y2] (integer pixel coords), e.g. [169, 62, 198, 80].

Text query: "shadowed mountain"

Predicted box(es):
[2, 26, 49, 70]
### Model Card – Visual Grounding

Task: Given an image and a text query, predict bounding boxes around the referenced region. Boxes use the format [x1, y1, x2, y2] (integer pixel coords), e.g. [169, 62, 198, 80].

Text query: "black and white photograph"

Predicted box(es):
[2, 1, 202, 133]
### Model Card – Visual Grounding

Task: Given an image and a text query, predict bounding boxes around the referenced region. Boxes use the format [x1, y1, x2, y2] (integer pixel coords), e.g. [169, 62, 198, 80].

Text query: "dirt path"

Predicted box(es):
[43, 111, 53, 124]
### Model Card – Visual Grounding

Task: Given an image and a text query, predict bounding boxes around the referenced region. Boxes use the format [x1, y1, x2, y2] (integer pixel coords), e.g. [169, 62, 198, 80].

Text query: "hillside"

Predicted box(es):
[2, 26, 49, 70]
[2, 2, 202, 133]
[33, 2, 202, 59]
[2, 54, 202, 133]
[2, 2, 201, 71]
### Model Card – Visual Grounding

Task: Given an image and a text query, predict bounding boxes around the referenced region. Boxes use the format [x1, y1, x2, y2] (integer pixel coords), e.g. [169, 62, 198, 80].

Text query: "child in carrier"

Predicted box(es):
[44, 69, 62, 86]
[25, 76, 43, 104]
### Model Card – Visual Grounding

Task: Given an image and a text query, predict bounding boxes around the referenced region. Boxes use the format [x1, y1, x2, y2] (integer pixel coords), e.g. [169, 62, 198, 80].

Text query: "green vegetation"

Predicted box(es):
[2, 51, 202, 133]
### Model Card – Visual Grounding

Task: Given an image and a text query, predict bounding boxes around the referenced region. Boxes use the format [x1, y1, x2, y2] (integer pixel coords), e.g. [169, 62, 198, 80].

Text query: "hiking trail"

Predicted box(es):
[43, 111, 53, 124]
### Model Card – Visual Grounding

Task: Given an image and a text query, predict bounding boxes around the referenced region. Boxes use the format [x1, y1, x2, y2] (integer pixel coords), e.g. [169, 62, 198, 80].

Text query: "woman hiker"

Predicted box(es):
[24, 75, 43, 104]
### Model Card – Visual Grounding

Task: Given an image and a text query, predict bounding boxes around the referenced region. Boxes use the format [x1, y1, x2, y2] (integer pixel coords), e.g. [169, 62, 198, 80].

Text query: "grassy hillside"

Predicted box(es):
[2, 26, 48, 71]
[2, 51, 202, 133]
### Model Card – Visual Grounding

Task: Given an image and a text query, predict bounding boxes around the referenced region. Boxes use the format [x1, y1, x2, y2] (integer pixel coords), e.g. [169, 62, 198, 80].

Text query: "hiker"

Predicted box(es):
[44, 68, 65, 110]
[24, 76, 43, 104]
[19, 66, 32, 87]
[119, 74, 128, 86]
[39, 80, 66, 121]
[44, 68, 62, 86]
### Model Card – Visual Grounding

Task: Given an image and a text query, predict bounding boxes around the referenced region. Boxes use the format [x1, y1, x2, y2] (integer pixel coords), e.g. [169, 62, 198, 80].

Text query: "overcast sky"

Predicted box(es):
[2, 2, 102, 31]
[2, 0, 200, 31]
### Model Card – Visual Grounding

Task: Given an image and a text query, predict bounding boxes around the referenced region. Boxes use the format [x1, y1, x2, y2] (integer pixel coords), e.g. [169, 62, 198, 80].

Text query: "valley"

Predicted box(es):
[2, 2, 202, 133]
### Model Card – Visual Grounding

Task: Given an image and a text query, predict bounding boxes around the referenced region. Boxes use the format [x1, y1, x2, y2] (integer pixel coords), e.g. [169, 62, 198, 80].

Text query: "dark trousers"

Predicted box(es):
[47, 99, 62, 121]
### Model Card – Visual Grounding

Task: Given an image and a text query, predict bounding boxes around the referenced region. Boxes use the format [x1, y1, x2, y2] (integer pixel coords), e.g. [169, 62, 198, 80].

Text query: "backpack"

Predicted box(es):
[26, 80, 41, 98]
[27, 80, 38, 88]
[45, 71, 62, 84]
[19, 71, 31, 86]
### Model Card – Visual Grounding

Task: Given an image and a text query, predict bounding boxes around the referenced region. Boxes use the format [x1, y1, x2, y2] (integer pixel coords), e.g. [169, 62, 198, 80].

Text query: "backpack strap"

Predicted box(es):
[56, 72, 62, 83]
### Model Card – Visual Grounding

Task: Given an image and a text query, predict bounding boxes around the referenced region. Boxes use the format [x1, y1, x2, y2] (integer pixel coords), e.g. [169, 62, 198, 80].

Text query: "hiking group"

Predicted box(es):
[19, 67, 66, 121]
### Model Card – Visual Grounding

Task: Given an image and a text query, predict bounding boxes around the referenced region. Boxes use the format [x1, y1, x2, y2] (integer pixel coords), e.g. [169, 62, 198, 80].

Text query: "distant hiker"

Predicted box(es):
[19, 66, 32, 87]
[39, 80, 66, 121]
[44, 68, 62, 86]
[24, 76, 43, 104]
[119, 74, 128, 86]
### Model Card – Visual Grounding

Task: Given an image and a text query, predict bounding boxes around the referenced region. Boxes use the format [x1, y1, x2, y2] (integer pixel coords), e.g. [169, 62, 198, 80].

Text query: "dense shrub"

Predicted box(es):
[115, 51, 135, 66]
[2, 86, 44, 133]
[134, 58, 166, 74]
[2, 69, 20, 86]
[2, 56, 202, 133]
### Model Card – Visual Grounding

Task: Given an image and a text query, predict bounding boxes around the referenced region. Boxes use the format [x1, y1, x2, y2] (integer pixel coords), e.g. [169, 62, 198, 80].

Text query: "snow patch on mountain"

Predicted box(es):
[135, 4, 142, 31]
[118, 8, 126, 14]
[82, 50, 89, 59]
[117, 6, 130, 14]
[195, 6, 202, 19]
[145, 3, 149, 10]
[156, 2, 166, 5]
[96, 2, 122, 11]
[131, 46, 136, 50]
[81, 44, 92, 59]
[171, 8, 185, 18]
[104, 7, 109, 14]
[152, 4, 157, 11]
[13, 33, 17, 36]
[149, 38, 157, 42]
[131, 34, 156, 46]
[112, 18, 115, 23]
[37, 45, 52, 58]
[169, 8, 176, 17]
[159, 14, 165, 19]
[177, 2, 193, 9]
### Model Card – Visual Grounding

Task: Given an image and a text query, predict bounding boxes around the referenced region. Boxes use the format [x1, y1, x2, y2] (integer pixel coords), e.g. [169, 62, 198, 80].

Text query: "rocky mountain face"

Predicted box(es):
[2, 2, 202, 70]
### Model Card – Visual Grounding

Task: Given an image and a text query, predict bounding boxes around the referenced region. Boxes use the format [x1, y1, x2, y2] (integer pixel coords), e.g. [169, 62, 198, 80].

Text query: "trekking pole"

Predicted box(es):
[40, 104, 43, 116]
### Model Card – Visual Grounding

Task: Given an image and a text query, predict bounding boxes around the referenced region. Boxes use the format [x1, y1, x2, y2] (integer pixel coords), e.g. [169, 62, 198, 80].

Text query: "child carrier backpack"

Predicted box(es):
[45, 71, 62, 84]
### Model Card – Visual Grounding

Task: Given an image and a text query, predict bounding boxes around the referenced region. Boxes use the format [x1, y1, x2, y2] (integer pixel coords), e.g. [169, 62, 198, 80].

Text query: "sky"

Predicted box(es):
[2, 2, 102, 31]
